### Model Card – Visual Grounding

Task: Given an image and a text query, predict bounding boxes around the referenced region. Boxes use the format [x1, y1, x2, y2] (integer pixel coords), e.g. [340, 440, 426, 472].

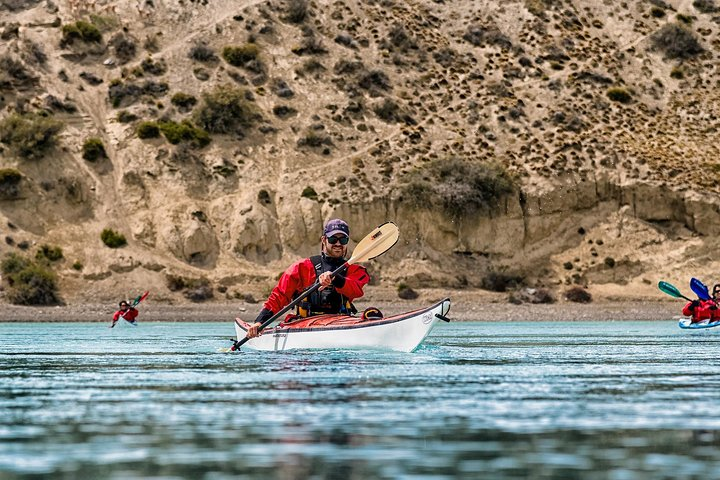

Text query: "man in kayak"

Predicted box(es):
[682, 298, 718, 323]
[245, 218, 370, 338]
[111, 300, 139, 327]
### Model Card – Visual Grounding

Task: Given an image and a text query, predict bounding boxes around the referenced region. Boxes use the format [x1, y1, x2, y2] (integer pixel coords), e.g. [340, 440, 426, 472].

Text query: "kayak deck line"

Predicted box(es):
[235, 300, 447, 335]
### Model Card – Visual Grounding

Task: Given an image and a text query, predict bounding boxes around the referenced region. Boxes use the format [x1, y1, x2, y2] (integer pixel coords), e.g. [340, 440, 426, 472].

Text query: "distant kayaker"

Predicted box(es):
[682, 298, 718, 323]
[111, 300, 139, 328]
[245, 218, 370, 338]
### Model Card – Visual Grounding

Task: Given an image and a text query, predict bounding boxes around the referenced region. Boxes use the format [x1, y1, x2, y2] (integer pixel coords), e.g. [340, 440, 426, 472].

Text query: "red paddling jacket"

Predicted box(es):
[113, 307, 138, 322]
[255, 253, 370, 323]
[682, 299, 718, 322]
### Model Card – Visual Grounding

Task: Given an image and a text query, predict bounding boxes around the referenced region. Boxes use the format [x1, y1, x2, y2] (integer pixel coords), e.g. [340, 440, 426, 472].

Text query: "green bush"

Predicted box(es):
[61, 21, 102, 45]
[158, 120, 210, 148]
[670, 66, 684, 79]
[140, 57, 167, 75]
[117, 110, 138, 123]
[193, 85, 260, 134]
[650, 6, 666, 17]
[171, 92, 198, 110]
[650, 23, 704, 59]
[0, 113, 64, 159]
[137, 121, 160, 139]
[36, 244, 63, 262]
[72, 260, 83, 270]
[1, 253, 60, 305]
[100, 228, 127, 248]
[222, 44, 260, 67]
[301, 186, 318, 200]
[0, 169, 22, 183]
[82, 137, 106, 161]
[0, 168, 22, 198]
[1, 253, 31, 275]
[400, 158, 515, 217]
[606, 87, 632, 103]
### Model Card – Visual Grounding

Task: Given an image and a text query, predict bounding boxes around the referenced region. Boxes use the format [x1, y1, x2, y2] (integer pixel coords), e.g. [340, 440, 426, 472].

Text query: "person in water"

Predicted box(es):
[245, 218, 370, 338]
[111, 300, 139, 327]
[682, 297, 718, 323]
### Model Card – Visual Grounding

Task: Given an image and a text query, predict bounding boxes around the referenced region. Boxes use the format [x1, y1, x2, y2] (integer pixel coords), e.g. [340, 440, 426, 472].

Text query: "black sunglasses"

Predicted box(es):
[327, 236, 349, 245]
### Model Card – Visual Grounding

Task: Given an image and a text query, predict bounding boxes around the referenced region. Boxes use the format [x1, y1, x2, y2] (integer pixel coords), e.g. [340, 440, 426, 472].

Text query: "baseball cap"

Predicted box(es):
[323, 219, 349, 237]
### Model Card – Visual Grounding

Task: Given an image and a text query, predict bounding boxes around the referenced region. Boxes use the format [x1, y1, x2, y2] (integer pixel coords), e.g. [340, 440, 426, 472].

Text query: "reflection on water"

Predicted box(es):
[2, 321, 720, 478]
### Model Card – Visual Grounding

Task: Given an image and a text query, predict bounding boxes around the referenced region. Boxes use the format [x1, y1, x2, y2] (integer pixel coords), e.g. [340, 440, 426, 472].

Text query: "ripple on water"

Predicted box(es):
[2, 321, 720, 478]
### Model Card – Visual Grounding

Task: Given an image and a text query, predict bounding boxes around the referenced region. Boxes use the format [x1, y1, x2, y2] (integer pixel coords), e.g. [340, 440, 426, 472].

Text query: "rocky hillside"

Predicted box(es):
[1, 0, 720, 305]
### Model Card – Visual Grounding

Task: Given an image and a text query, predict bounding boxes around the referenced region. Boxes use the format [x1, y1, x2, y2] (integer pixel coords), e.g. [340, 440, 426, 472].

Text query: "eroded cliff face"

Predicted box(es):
[2, 0, 720, 302]
[0, 151, 717, 302]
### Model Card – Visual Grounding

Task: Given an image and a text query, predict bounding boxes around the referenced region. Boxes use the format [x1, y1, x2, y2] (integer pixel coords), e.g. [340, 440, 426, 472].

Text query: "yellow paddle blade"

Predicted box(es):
[348, 222, 399, 264]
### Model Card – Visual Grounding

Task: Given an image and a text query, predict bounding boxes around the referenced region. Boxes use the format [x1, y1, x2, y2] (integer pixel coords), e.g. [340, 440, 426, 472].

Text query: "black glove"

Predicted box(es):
[331, 274, 347, 289]
[689, 300, 700, 310]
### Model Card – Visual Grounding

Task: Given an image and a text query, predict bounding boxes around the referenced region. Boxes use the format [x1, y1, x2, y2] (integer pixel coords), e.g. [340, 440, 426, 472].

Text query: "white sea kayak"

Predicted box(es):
[233, 298, 451, 352]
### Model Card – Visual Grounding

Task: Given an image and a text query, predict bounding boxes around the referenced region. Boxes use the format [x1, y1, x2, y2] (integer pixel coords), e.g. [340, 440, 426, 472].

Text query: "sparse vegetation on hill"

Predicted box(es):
[0, 113, 63, 159]
[60, 20, 102, 46]
[401, 159, 516, 218]
[1, 253, 60, 305]
[35, 244, 63, 262]
[193, 85, 260, 134]
[650, 23, 704, 59]
[1, 0, 720, 303]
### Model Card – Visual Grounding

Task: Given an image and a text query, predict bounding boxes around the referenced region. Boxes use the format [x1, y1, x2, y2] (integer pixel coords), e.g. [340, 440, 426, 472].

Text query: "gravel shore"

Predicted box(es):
[0, 295, 681, 323]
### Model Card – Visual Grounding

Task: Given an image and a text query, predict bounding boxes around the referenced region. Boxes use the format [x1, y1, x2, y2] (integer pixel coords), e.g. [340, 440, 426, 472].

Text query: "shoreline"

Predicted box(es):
[0, 298, 682, 323]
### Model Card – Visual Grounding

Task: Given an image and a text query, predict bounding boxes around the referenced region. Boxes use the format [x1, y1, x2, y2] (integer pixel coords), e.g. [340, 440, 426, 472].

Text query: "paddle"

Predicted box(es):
[230, 222, 400, 351]
[658, 281, 693, 302]
[690, 277, 712, 301]
[110, 290, 149, 327]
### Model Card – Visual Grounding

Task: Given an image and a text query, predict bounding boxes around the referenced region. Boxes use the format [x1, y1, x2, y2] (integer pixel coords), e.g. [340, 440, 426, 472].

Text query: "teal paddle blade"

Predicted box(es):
[658, 281, 692, 301]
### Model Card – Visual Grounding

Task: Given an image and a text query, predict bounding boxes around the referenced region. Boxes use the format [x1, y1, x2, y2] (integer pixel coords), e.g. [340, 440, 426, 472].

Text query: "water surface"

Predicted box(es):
[1, 321, 720, 479]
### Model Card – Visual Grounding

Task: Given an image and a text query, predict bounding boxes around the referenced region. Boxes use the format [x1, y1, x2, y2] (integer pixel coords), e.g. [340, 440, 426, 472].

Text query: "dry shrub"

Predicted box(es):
[565, 287, 592, 303]
[193, 85, 260, 135]
[397, 283, 419, 300]
[189, 43, 217, 62]
[509, 287, 555, 304]
[0, 168, 22, 198]
[650, 23, 704, 59]
[284, 0, 309, 23]
[0, 113, 63, 159]
[482, 272, 523, 292]
[401, 158, 515, 218]
[1, 253, 60, 305]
